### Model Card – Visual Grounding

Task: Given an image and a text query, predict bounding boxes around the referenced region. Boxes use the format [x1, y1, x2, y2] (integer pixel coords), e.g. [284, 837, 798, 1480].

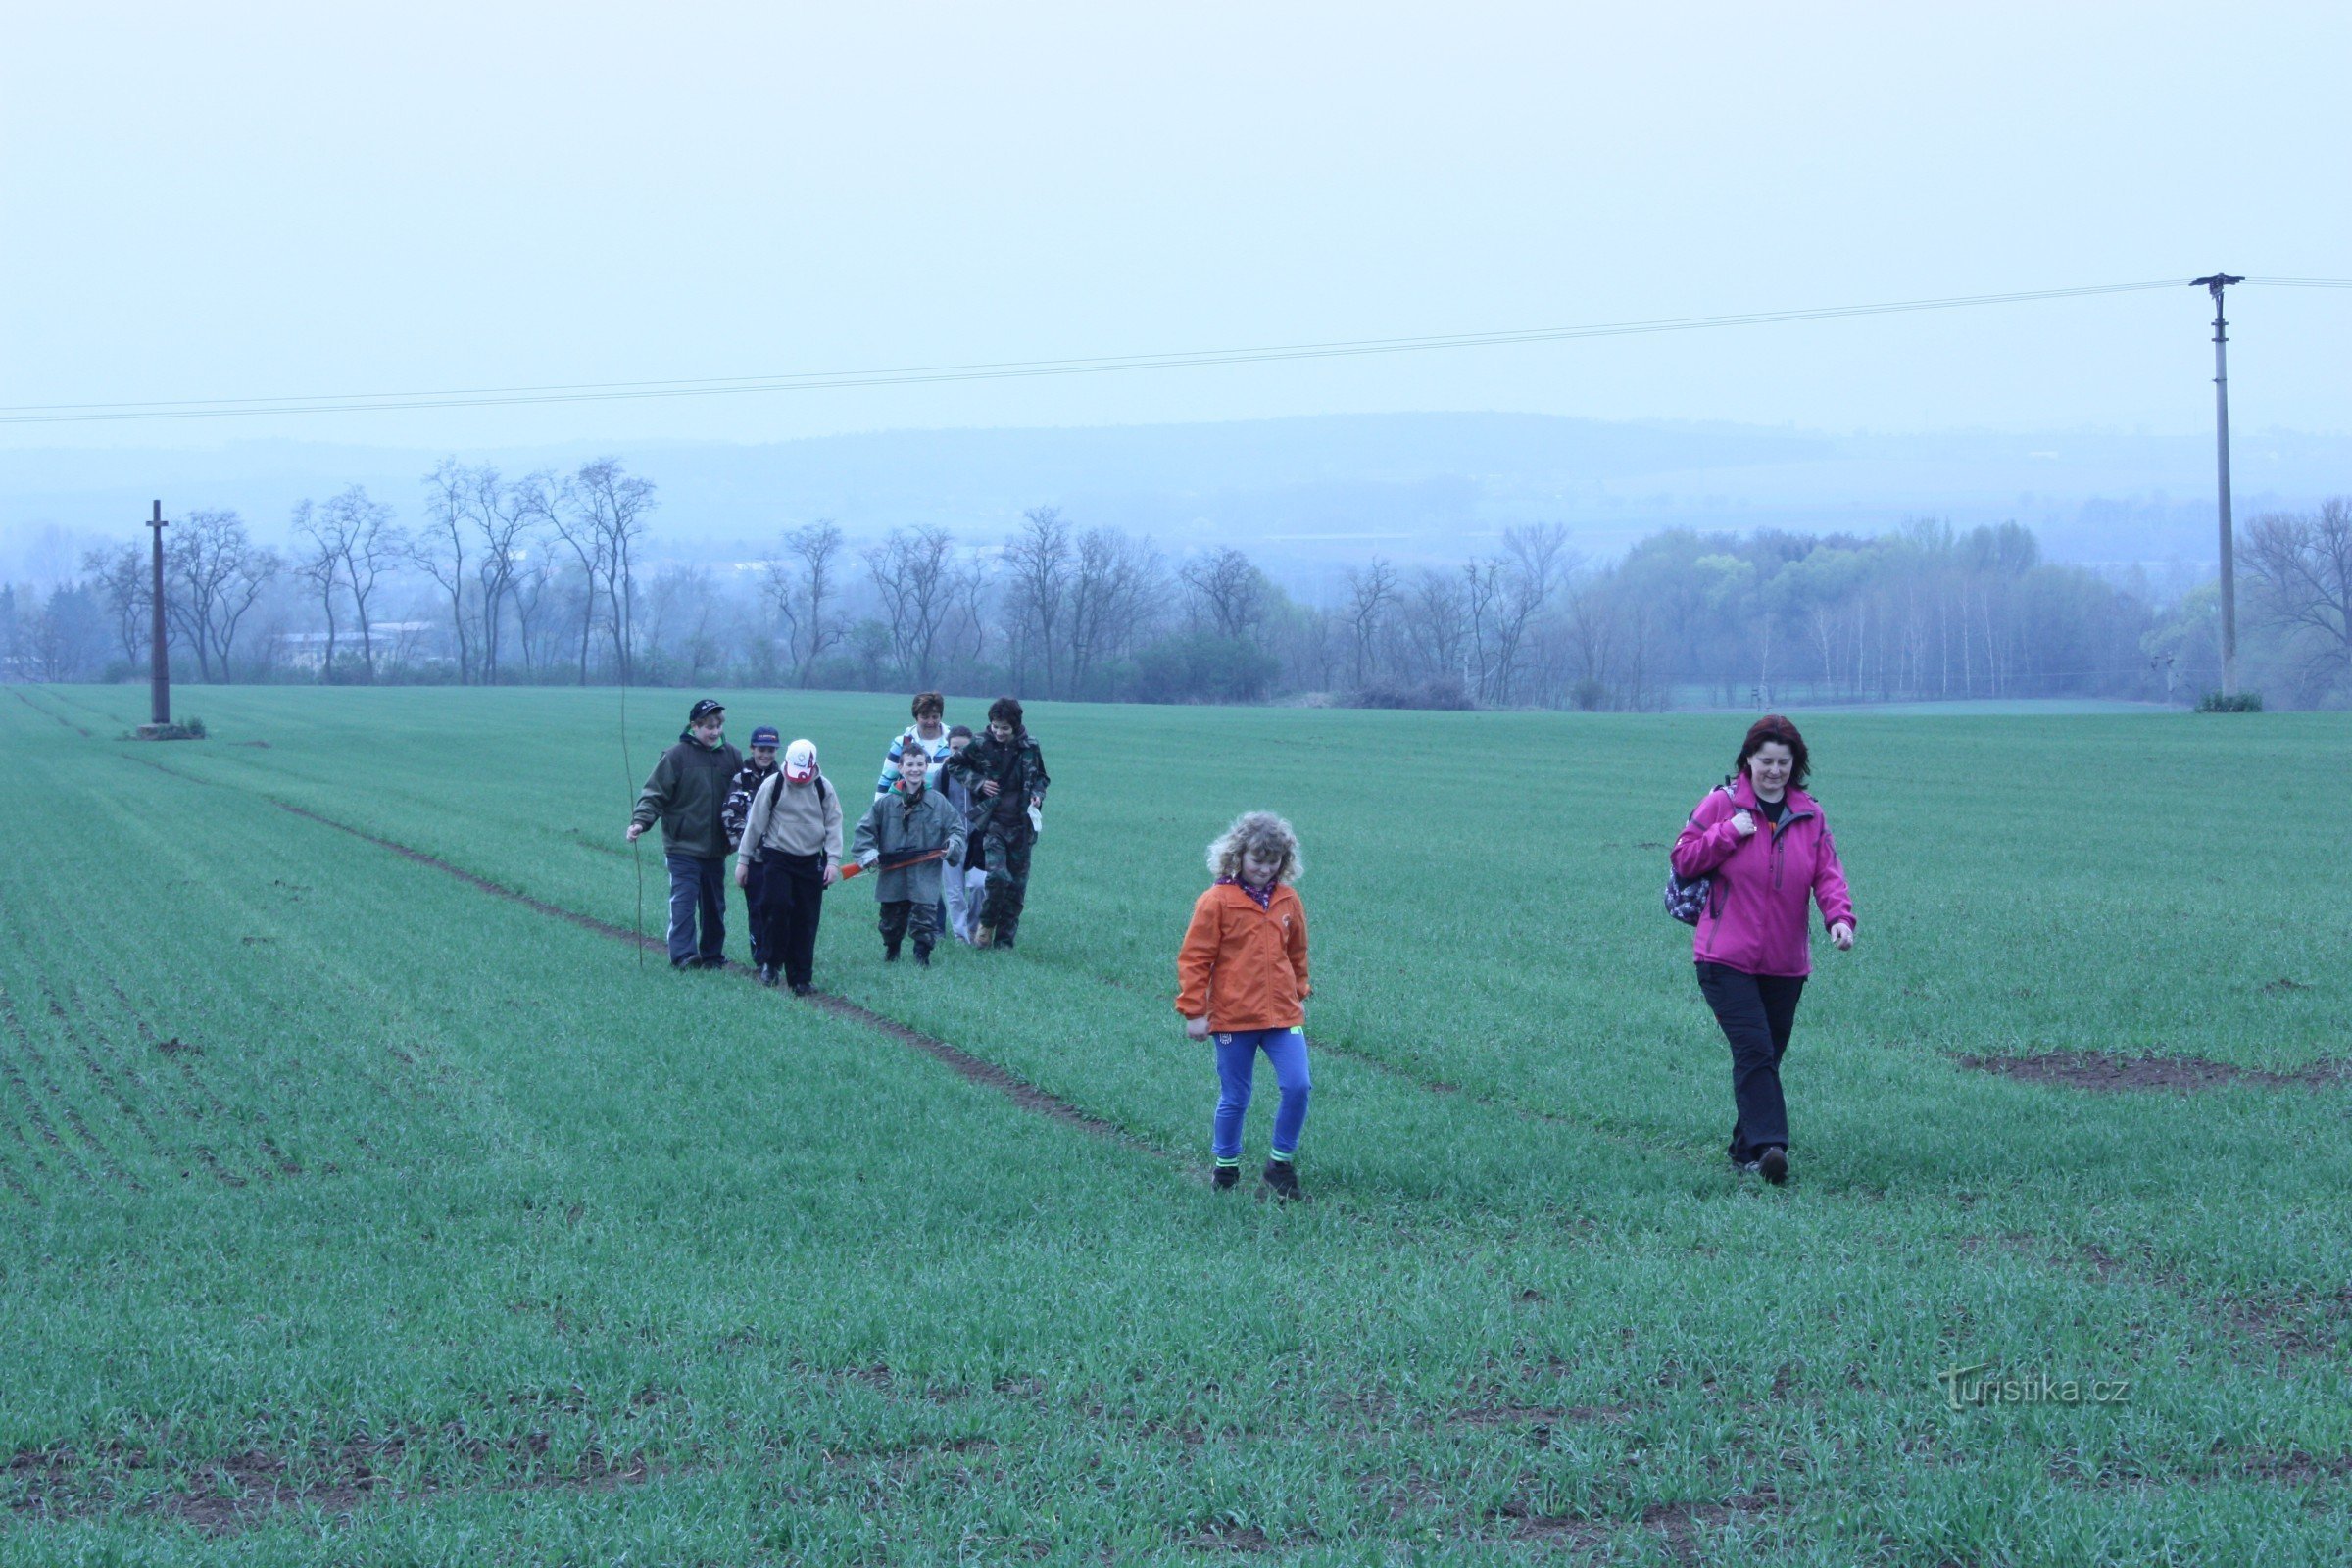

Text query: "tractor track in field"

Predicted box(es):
[9, 687, 92, 737]
[116, 755, 1193, 1176]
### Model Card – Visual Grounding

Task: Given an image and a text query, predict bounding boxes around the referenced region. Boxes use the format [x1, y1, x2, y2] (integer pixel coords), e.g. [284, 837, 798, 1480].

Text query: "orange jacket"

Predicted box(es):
[1175, 883, 1311, 1031]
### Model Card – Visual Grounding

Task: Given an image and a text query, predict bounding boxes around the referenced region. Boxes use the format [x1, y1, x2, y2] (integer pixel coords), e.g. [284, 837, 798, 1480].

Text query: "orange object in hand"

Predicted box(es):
[838, 861, 863, 880]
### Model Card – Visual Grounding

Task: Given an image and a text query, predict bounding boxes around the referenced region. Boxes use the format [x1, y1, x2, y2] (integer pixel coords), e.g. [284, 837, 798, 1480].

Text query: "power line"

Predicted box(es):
[3, 276, 2343, 426]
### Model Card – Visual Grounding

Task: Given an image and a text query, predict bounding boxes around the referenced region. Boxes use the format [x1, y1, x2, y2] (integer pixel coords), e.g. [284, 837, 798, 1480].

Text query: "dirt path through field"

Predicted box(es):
[117, 754, 1195, 1176]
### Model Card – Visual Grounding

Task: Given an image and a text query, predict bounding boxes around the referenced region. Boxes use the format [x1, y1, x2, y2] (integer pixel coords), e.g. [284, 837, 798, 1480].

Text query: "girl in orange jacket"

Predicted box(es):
[1176, 811, 1311, 1199]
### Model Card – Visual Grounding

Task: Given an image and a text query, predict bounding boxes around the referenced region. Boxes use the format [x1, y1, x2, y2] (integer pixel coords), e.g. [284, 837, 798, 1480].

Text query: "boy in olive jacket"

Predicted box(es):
[627, 698, 743, 969]
[851, 764, 968, 966]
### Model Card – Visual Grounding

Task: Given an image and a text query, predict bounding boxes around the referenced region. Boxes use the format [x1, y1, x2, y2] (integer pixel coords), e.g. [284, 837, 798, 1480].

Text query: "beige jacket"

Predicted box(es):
[736, 772, 844, 874]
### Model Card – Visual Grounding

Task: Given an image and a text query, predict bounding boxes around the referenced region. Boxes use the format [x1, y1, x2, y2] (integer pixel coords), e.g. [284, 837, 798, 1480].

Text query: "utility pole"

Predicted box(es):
[146, 500, 171, 727]
[2192, 273, 2244, 696]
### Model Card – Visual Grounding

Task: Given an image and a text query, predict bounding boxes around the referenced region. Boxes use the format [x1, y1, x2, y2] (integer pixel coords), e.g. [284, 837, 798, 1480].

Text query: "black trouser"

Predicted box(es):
[878, 898, 940, 956]
[1695, 962, 1805, 1165]
[741, 858, 775, 970]
[756, 852, 826, 988]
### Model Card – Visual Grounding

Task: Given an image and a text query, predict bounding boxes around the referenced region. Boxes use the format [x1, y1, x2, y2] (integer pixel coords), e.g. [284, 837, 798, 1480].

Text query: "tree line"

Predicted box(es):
[7, 455, 2348, 710]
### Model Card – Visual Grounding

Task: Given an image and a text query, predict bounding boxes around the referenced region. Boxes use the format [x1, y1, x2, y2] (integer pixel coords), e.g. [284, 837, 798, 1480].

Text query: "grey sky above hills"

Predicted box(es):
[5, 413, 2344, 596]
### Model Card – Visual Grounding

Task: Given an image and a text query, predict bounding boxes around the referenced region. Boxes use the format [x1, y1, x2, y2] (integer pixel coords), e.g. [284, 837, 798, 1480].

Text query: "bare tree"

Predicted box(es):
[1488, 523, 1571, 704]
[165, 510, 278, 683]
[81, 544, 150, 664]
[565, 458, 657, 683]
[765, 519, 846, 685]
[1065, 526, 1162, 696]
[530, 471, 608, 683]
[1402, 566, 1474, 687]
[471, 466, 543, 685]
[1003, 507, 1072, 695]
[509, 551, 557, 676]
[2240, 498, 2352, 695]
[1341, 557, 1397, 686]
[413, 458, 475, 683]
[290, 498, 345, 681]
[318, 486, 401, 682]
[864, 525, 957, 687]
[1181, 546, 1271, 641]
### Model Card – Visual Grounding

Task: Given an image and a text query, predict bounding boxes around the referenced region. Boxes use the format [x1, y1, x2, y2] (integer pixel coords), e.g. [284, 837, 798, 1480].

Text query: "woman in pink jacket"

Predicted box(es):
[1671, 715, 1855, 1185]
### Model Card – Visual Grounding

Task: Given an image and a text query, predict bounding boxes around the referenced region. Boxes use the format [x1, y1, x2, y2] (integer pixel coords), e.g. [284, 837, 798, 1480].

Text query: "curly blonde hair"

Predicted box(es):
[1206, 810, 1303, 885]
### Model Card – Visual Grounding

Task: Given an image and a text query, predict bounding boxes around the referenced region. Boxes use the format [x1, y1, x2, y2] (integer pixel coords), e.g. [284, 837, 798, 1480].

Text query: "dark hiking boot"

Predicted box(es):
[1261, 1158, 1303, 1202]
[884, 942, 901, 963]
[790, 982, 813, 997]
[1212, 1164, 1240, 1191]
[1757, 1148, 1788, 1186]
[913, 946, 932, 968]
[757, 964, 779, 988]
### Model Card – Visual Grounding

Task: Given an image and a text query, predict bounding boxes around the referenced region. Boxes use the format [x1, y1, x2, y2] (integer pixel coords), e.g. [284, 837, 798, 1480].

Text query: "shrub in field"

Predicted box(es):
[2195, 690, 2264, 712]
[1134, 632, 1280, 703]
[1344, 677, 1474, 710]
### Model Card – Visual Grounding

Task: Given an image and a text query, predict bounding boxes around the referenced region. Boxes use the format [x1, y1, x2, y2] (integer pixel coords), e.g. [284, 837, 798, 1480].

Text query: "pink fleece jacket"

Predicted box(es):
[1670, 774, 1855, 977]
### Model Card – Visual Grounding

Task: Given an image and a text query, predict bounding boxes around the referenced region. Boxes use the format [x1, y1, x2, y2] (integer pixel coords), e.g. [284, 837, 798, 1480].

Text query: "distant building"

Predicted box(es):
[277, 622, 442, 672]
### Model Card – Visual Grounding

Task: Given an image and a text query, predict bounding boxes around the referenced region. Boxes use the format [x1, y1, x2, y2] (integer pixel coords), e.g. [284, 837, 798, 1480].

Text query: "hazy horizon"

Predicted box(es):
[5, 2, 2348, 459]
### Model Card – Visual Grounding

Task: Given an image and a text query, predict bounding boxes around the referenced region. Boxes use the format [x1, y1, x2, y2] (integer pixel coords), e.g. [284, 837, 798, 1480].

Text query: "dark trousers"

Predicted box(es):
[1695, 962, 1806, 1164]
[663, 853, 726, 967]
[755, 853, 826, 987]
[878, 899, 940, 956]
[741, 858, 777, 970]
[976, 827, 1035, 945]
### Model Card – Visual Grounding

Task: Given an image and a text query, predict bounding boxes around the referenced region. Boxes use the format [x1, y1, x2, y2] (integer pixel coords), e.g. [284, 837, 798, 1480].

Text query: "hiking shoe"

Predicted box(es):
[883, 943, 901, 963]
[1757, 1148, 1788, 1186]
[973, 925, 996, 949]
[757, 964, 779, 988]
[913, 947, 932, 968]
[1212, 1164, 1240, 1191]
[1261, 1158, 1303, 1201]
[790, 982, 813, 997]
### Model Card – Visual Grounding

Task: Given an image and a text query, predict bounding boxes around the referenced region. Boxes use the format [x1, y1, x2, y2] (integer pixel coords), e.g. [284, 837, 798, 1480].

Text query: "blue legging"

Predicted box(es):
[1212, 1028, 1311, 1160]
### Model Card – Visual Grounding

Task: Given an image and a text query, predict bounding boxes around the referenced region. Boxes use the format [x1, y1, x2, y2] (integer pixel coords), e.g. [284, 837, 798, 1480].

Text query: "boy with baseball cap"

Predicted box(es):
[724, 725, 784, 974]
[628, 699, 744, 968]
[734, 738, 843, 993]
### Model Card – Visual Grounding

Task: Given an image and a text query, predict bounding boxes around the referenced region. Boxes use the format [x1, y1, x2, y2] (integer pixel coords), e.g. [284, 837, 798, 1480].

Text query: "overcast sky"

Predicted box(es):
[4, 1, 2347, 454]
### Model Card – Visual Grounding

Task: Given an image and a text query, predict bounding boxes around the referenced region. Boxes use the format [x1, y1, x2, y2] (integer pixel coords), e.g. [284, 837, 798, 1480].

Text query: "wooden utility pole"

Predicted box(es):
[147, 500, 171, 726]
[2192, 273, 2244, 696]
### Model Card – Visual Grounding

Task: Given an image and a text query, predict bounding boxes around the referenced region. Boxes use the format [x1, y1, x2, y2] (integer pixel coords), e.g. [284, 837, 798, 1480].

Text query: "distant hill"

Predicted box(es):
[5, 413, 2346, 589]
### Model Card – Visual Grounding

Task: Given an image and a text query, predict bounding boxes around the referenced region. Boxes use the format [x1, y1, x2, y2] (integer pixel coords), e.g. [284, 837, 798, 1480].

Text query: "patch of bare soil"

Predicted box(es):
[1956, 1050, 2349, 1093]
[1498, 1487, 1780, 1559]
[9, 1433, 659, 1538]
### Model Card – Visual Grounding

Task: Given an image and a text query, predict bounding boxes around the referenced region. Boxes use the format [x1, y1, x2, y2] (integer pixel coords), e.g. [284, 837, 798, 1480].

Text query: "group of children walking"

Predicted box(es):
[637, 694, 1855, 1204]
[632, 693, 1052, 992]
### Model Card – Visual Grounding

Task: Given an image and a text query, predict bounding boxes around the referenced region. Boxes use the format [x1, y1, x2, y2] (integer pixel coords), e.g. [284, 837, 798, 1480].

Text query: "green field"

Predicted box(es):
[3, 684, 2347, 1566]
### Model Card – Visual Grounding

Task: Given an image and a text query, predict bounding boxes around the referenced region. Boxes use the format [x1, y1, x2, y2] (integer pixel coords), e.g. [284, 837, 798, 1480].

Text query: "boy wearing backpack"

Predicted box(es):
[734, 739, 844, 994]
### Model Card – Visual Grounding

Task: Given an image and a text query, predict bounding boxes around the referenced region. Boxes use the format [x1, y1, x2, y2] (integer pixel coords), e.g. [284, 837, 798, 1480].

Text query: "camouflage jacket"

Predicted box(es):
[938, 729, 1050, 836]
[722, 760, 779, 851]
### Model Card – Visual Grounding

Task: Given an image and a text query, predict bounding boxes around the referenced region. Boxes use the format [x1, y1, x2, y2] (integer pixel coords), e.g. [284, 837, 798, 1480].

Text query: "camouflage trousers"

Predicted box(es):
[878, 899, 940, 956]
[975, 826, 1035, 946]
